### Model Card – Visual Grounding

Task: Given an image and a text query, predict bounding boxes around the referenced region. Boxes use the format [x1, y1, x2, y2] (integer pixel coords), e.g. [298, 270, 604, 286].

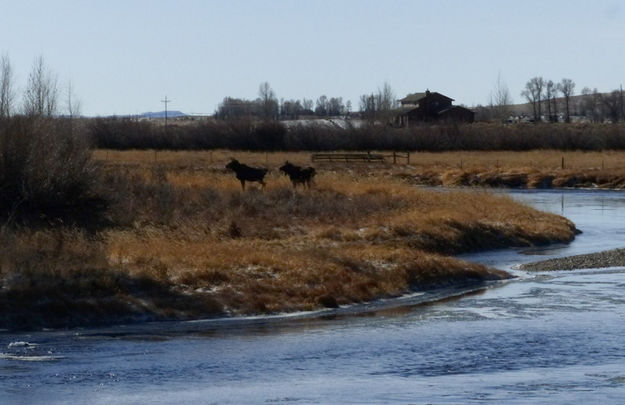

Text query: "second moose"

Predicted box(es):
[279, 161, 316, 189]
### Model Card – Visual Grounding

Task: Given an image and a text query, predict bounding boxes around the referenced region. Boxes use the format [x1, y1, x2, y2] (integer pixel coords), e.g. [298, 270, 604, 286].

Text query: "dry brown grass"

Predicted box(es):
[92, 149, 625, 190]
[0, 150, 581, 329]
[93, 158, 574, 317]
[93, 149, 625, 171]
[406, 150, 625, 171]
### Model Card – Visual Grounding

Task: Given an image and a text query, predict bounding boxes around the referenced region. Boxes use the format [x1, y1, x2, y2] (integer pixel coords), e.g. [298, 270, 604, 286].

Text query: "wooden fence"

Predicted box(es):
[311, 151, 410, 164]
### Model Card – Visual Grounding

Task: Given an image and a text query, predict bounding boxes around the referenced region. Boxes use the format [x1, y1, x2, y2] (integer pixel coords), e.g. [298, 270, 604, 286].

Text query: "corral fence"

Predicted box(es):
[311, 151, 410, 164]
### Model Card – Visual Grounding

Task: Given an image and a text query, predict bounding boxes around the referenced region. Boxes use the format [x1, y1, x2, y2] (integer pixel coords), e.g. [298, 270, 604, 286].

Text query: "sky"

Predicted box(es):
[1, 0, 624, 116]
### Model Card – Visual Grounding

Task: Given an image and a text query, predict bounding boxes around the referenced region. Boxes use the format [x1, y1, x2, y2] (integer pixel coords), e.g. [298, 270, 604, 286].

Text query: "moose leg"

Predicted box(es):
[240, 179, 246, 190]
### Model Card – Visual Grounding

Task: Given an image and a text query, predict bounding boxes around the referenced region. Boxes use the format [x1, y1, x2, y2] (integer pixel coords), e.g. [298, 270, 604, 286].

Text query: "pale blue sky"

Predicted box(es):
[1, 0, 624, 116]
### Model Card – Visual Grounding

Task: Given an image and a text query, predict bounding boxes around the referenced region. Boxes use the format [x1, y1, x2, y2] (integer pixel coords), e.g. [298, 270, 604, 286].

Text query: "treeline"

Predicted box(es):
[216, 94, 350, 120]
[479, 75, 625, 124]
[216, 81, 351, 121]
[88, 118, 625, 152]
[215, 81, 399, 121]
[520, 77, 625, 124]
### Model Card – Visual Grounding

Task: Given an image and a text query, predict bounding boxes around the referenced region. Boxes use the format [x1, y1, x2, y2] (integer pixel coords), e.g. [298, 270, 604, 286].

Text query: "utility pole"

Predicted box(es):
[621, 84, 625, 121]
[161, 95, 171, 130]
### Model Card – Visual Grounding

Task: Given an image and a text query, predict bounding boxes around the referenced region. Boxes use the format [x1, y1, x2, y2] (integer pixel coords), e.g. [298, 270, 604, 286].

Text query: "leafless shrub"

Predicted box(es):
[90, 117, 625, 152]
[0, 116, 99, 224]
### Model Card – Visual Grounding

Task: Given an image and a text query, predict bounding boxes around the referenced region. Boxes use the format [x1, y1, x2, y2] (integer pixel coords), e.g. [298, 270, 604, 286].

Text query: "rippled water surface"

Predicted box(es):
[2, 189, 625, 404]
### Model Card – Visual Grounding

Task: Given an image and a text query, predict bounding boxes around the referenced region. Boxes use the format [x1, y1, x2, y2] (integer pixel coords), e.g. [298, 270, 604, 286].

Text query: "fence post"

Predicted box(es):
[561, 156, 564, 169]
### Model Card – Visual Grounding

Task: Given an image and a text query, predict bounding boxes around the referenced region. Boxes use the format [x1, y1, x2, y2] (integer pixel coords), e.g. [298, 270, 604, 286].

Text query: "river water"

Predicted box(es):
[2, 189, 625, 404]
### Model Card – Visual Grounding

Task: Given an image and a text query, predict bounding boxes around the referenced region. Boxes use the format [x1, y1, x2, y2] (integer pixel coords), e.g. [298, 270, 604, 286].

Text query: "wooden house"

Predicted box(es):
[395, 90, 474, 126]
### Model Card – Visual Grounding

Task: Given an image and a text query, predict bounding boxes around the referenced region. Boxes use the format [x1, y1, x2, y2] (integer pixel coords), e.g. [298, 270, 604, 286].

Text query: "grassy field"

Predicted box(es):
[93, 148, 625, 189]
[93, 149, 625, 170]
[0, 149, 581, 330]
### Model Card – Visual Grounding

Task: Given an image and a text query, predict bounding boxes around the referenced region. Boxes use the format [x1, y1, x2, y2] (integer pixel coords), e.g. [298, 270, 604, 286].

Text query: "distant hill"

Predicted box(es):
[140, 110, 187, 119]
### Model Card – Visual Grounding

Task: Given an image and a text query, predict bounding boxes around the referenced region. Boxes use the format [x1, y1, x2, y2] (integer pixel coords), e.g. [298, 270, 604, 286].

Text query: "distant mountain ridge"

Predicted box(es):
[140, 110, 186, 119]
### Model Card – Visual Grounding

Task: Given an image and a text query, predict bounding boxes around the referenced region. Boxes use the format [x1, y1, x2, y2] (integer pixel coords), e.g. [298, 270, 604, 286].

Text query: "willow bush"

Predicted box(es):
[0, 116, 99, 223]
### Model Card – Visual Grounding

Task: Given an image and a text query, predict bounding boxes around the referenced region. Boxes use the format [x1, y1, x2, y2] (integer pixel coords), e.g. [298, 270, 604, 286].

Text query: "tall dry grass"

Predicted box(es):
[0, 228, 224, 329]
[91, 165, 574, 318]
[93, 149, 625, 171]
[1, 147, 581, 330]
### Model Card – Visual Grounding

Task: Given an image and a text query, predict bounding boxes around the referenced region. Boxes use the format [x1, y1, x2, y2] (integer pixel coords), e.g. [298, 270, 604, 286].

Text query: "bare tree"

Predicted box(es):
[580, 87, 603, 122]
[598, 90, 622, 123]
[521, 77, 545, 122]
[23, 55, 58, 117]
[283, 99, 304, 119]
[557, 78, 575, 123]
[65, 80, 81, 119]
[359, 93, 376, 121]
[0, 54, 14, 119]
[545, 80, 557, 122]
[258, 81, 278, 120]
[327, 97, 344, 116]
[359, 82, 397, 123]
[315, 95, 328, 116]
[489, 73, 512, 121]
[579, 87, 594, 121]
[216, 97, 256, 120]
[62, 80, 82, 136]
[376, 82, 398, 122]
[376, 82, 396, 111]
[301, 98, 314, 115]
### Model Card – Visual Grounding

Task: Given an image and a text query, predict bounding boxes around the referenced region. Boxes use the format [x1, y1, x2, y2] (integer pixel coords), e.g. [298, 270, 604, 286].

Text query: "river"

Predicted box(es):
[2, 189, 625, 404]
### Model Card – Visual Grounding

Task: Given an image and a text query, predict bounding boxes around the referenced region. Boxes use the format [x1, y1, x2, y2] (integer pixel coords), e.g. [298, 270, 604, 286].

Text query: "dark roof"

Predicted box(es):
[399, 91, 454, 104]
[437, 105, 474, 115]
[399, 92, 427, 104]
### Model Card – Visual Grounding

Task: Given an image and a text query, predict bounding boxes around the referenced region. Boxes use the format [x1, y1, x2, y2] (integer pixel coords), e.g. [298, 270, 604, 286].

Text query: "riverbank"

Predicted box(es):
[0, 151, 580, 331]
[406, 167, 625, 189]
[520, 248, 625, 271]
[398, 150, 625, 189]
